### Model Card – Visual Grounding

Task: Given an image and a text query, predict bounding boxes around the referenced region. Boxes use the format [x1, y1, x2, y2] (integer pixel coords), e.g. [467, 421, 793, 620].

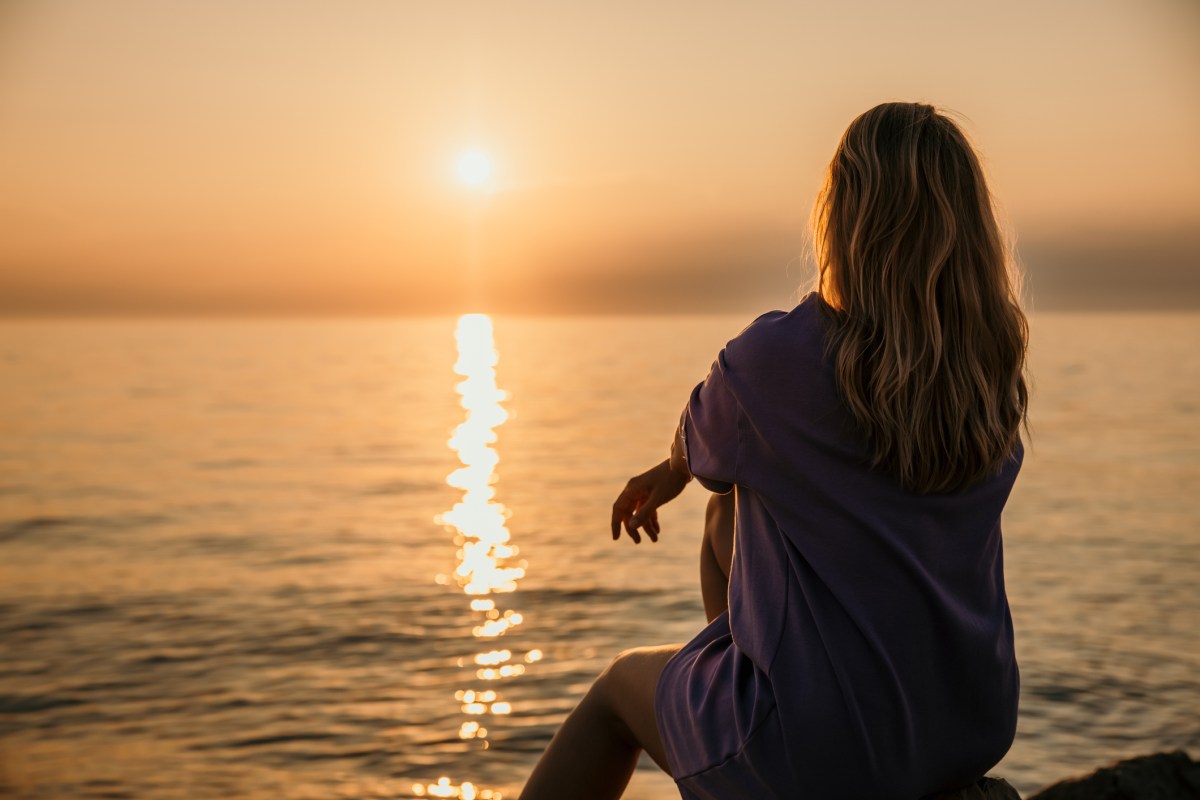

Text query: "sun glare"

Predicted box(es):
[456, 149, 493, 187]
[415, 314, 528, 799]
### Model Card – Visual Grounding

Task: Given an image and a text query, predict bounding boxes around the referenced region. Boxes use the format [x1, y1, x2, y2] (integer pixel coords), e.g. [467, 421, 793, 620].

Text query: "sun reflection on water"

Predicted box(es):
[415, 313, 535, 800]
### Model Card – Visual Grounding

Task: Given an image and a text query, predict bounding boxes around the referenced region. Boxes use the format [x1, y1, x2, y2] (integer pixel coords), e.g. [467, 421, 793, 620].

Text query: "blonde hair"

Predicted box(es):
[812, 102, 1028, 494]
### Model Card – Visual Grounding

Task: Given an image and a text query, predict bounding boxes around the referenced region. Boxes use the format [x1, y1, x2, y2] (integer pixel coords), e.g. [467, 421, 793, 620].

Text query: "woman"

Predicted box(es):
[520, 102, 1029, 800]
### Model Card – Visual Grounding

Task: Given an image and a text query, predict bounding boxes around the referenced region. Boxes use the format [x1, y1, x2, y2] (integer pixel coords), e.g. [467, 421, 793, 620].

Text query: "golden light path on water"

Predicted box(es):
[414, 314, 541, 800]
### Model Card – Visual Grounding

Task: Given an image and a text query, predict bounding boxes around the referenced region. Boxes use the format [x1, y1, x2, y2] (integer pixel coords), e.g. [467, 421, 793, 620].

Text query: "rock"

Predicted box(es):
[1027, 751, 1200, 800]
[925, 777, 1022, 799]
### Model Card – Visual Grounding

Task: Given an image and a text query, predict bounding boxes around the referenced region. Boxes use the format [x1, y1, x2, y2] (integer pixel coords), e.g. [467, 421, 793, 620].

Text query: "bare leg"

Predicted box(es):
[520, 644, 683, 800]
[700, 492, 735, 623]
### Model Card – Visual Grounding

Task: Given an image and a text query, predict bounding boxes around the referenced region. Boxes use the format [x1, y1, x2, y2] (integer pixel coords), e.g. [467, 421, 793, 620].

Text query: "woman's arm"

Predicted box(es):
[610, 424, 693, 544]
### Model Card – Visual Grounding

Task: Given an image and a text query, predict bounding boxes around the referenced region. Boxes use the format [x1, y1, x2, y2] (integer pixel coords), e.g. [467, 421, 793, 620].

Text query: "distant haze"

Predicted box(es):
[1, 0, 1197, 315]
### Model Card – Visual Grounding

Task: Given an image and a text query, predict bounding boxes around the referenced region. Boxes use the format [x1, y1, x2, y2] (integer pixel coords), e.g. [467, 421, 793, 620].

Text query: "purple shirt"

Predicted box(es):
[654, 293, 1021, 800]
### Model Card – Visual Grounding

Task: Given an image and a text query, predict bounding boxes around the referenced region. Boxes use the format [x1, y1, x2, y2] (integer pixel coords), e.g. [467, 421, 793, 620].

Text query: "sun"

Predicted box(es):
[456, 149, 493, 187]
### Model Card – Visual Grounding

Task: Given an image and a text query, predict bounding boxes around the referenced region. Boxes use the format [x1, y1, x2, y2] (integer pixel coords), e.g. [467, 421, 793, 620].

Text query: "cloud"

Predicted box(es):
[1017, 228, 1200, 311]
[0, 224, 1195, 316]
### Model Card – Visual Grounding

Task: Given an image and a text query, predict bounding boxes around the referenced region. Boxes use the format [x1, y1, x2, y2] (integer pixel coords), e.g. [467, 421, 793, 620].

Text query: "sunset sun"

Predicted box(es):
[456, 149, 493, 187]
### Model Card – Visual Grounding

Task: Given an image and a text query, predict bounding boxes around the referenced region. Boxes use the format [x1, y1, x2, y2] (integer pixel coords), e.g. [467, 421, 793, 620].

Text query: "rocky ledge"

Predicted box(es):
[1026, 751, 1200, 800]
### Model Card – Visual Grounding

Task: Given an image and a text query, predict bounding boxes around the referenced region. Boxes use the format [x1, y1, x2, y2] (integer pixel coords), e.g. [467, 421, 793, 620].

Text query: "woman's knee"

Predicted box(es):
[596, 646, 682, 714]
[587, 649, 653, 746]
[596, 647, 658, 702]
[592, 646, 680, 772]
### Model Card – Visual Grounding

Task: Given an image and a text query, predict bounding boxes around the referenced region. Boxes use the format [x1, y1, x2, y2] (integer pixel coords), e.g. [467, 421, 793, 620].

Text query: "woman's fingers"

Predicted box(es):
[612, 463, 676, 544]
[634, 506, 660, 543]
[612, 498, 630, 541]
[622, 497, 642, 542]
[612, 483, 643, 542]
[628, 492, 663, 544]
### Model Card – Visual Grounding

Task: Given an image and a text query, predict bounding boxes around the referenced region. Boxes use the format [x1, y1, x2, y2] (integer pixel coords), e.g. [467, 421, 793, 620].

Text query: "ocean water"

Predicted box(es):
[0, 311, 1197, 799]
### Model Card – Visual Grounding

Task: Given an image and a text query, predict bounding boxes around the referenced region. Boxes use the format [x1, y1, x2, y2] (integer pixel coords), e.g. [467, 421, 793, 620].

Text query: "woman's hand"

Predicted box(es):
[611, 458, 691, 544]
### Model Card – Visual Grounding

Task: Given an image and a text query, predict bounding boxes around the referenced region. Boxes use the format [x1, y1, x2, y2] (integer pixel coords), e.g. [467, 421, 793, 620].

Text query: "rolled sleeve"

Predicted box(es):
[681, 349, 741, 494]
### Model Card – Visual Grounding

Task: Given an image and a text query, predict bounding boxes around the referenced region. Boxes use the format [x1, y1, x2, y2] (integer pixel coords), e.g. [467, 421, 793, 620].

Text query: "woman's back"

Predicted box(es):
[657, 294, 1021, 799]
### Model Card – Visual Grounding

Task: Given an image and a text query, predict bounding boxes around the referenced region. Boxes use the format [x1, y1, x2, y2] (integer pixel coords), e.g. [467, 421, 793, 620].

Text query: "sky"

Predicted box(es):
[0, 0, 1197, 315]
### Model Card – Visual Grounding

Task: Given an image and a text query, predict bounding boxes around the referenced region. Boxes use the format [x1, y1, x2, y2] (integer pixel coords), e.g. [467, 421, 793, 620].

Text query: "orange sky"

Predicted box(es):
[1, 0, 1197, 314]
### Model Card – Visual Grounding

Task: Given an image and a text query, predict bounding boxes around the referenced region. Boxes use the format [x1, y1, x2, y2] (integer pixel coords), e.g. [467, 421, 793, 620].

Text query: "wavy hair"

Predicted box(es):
[812, 102, 1028, 494]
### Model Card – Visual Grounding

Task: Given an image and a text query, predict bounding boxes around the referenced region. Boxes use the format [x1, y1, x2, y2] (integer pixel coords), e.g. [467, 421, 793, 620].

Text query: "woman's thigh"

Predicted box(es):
[595, 643, 685, 774]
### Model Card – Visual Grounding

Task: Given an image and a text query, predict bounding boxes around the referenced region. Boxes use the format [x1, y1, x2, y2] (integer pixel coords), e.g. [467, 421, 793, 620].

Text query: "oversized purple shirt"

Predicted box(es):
[654, 294, 1021, 800]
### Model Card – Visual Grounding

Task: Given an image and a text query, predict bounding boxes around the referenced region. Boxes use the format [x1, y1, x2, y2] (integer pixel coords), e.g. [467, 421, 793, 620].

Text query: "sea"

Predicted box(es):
[0, 311, 1197, 799]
